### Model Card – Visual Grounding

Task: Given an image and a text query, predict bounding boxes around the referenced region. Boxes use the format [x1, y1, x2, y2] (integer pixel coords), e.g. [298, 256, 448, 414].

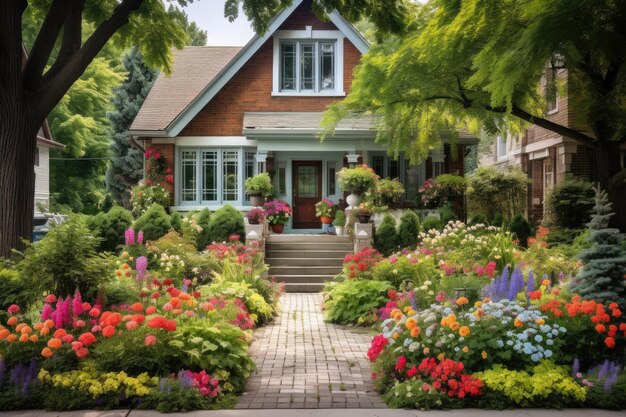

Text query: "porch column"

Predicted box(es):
[256, 152, 268, 174]
[429, 149, 445, 177]
[346, 153, 360, 168]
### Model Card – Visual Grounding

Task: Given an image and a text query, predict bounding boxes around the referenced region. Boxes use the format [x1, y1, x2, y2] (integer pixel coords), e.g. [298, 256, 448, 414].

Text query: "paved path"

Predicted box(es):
[235, 293, 386, 409]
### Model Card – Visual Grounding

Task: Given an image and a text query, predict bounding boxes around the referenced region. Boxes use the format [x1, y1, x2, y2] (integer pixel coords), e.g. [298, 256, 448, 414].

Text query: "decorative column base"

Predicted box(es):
[354, 222, 373, 253]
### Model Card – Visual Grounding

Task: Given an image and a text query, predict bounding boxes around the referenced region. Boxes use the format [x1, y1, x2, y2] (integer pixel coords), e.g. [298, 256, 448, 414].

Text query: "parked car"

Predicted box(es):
[33, 213, 67, 242]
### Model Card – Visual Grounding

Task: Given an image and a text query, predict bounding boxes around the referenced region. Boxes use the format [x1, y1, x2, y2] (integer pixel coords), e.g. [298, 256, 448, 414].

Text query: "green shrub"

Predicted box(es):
[374, 213, 398, 256]
[17, 215, 110, 298]
[324, 279, 392, 324]
[170, 210, 183, 233]
[546, 228, 585, 247]
[397, 210, 420, 248]
[207, 205, 245, 243]
[133, 203, 171, 242]
[372, 255, 438, 294]
[195, 208, 212, 250]
[245, 172, 273, 196]
[130, 183, 170, 217]
[469, 213, 488, 225]
[0, 267, 30, 311]
[97, 206, 133, 252]
[544, 178, 595, 229]
[421, 216, 442, 232]
[368, 178, 405, 208]
[491, 212, 504, 227]
[467, 166, 530, 220]
[434, 174, 467, 198]
[439, 203, 458, 224]
[333, 210, 347, 227]
[508, 213, 532, 248]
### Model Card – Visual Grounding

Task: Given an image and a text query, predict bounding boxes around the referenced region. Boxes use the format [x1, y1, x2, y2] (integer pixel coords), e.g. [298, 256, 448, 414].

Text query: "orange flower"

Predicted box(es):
[30, 334, 39, 342]
[450, 322, 460, 332]
[41, 347, 54, 358]
[459, 326, 470, 337]
[19, 333, 29, 343]
[40, 326, 50, 336]
[481, 351, 488, 359]
[47, 338, 62, 349]
[535, 319, 545, 325]
[33, 322, 44, 331]
[437, 353, 445, 361]
[456, 297, 469, 306]
[514, 318, 524, 328]
[604, 337, 616, 348]
[43, 319, 54, 328]
[394, 311, 403, 322]
[462, 346, 469, 353]
[6, 334, 17, 343]
[0, 328, 10, 340]
[169, 297, 183, 309]
[612, 309, 622, 318]
[53, 328, 67, 339]
[410, 327, 421, 338]
[595, 324, 606, 333]
[7, 316, 18, 326]
[406, 318, 417, 330]
[15, 323, 25, 332]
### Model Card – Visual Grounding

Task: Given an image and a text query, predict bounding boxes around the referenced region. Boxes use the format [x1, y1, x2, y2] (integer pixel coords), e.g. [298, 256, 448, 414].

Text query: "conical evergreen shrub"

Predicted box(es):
[374, 213, 398, 256]
[398, 210, 420, 249]
[569, 187, 626, 308]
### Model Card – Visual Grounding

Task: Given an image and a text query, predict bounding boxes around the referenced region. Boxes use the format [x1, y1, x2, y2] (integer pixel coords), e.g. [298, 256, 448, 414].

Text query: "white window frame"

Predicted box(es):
[543, 158, 554, 202]
[546, 69, 559, 115]
[369, 152, 406, 182]
[496, 135, 508, 161]
[272, 29, 345, 97]
[176, 147, 256, 207]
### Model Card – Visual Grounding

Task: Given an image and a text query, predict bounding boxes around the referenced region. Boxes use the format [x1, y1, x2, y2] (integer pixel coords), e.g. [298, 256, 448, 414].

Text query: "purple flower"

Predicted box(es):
[137, 231, 144, 245]
[136, 256, 148, 281]
[572, 358, 580, 376]
[526, 270, 536, 295]
[507, 267, 524, 300]
[125, 227, 135, 245]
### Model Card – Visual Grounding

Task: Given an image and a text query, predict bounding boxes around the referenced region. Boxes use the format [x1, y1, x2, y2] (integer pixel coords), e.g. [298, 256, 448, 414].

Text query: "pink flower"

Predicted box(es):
[44, 294, 57, 303]
[75, 319, 86, 328]
[72, 290, 82, 318]
[137, 231, 144, 244]
[8, 304, 21, 314]
[126, 320, 138, 331]
[145, 334, 157, 347]
[125, 227, 135, 246]
[41, 304, 54, 322]
[435, 291, 447, 302]
[136, 256, 148, 281]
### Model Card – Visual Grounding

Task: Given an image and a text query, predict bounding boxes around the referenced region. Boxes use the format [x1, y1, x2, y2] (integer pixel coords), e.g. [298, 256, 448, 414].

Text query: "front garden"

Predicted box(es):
[0, 195, 281, 411]
[323, 187, 626, 409]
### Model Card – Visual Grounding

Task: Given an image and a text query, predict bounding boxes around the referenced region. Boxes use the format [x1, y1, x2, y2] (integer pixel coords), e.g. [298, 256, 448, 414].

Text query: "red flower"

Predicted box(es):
[7, 304, 20, 314]
[367, 334, 389, 362]
[395, 356, 407, 372]
[407, 366, 418, 378]
[604, 337, 616, 348]
[102, 325, 116, 338]
[595, 324, 606, 333]
[130, 303, 144, 312]
[78, 332, 97, 346]
[164, 319, 177, 332]
[44, 295, 57, 303]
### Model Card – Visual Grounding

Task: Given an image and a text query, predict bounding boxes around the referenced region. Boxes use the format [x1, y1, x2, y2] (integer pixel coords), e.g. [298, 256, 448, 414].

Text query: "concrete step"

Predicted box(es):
[265, 242, 354, 251]
[268, 266, 342, 276]
[266, 257, 344, 267]
[266, 234, 352, 243]
[271, 274, 337, 284]
[284, 282, 326, 292]
[265, 249, 351, 259]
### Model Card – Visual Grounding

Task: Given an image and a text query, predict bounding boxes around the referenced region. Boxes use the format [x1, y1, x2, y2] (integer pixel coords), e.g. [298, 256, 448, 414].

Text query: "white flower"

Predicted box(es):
[392, 269, 398, 274]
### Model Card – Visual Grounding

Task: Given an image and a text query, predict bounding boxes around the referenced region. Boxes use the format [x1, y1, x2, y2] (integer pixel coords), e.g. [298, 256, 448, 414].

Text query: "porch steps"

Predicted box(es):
[265, 234, 353, 293]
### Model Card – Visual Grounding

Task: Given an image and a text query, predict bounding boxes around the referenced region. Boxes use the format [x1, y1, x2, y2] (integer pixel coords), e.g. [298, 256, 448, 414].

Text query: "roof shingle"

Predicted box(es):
[129, 46, 241, 132]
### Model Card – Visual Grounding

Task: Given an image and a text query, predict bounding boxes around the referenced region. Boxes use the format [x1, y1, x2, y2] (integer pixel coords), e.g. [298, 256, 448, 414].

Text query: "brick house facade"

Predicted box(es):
[130, 0, 476, 231]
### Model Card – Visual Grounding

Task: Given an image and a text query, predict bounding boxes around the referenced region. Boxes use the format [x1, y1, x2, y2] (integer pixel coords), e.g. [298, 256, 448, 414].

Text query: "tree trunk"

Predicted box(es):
[0, 107, 38, 259]
[594, 140, 626, 232]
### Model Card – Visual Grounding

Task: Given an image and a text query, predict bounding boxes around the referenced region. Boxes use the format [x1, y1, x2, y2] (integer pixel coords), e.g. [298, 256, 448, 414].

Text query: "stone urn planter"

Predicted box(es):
[346, 193, 361, 209]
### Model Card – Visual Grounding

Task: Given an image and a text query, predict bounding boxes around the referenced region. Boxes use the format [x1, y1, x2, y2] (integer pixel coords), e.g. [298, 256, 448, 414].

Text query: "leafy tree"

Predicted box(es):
[570, 188, 626, 309]
[467, 167, 530, 221]
[168, 5, 208, 46]
[105, 48, 157, 208]
[544, 178, 595, 229]
[323, 0, 626, 231]
[0, 0, 405, 258]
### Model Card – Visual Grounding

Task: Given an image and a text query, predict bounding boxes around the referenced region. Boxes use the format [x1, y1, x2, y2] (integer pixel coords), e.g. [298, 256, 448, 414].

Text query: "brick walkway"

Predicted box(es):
[236, 293, 386, 409]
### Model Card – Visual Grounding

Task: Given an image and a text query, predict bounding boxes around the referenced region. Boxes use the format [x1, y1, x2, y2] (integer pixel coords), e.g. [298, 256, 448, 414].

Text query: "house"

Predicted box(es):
[479, 68, 626, 222]
[34, 110, 65, 214]
[129, 0, 476, 232]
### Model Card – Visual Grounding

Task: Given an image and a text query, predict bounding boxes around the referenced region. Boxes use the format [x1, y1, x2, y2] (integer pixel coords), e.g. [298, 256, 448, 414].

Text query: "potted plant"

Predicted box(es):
[337, 165, 379, 208]
[369, 178, 405, 209]
[333, 210, 346, 235]
[245, 173, 273, 206]
[419, 178, 442, 210]
[315, 198, 337, 224]
[263, 199, 292, 233]
[356, 203, 373, 224]
[246, 207, 266, 225]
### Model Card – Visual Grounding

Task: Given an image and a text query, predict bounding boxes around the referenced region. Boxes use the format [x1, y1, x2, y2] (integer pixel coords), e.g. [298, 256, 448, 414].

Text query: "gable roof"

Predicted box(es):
[129, 46, 241, 132]
[128, 0, 369, 137]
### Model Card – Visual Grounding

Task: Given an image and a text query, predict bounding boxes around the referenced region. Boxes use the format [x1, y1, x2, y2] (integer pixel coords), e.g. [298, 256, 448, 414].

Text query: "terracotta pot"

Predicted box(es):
[250, 195, 266, 207]
[320, 216, 334, 225]
[271, 223, 285, 233]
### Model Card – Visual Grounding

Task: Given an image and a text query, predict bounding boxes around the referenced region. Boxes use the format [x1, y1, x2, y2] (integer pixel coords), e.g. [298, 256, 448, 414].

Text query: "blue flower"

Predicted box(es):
[544, 350, 553, 358]
[534, 335, 543, 343]
[546, 339, 554, 346]
[496, 340, 504, 348]
[506, 340, 514, 346]
[454, 347, 460, 352]
[531, 353, 540, 362]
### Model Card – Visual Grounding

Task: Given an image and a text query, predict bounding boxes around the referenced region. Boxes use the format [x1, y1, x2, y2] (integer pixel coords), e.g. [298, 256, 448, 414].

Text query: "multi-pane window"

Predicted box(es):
[370, 153, 403, 180]
[496, 135, 508, 160]
[280, 41, 336, 93]
[178, 148, 255, 205]
[328, 162, 336, 195]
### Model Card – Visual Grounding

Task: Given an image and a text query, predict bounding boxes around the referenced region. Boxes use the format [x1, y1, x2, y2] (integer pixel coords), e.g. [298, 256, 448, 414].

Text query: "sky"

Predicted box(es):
[185, 1, 256, 46]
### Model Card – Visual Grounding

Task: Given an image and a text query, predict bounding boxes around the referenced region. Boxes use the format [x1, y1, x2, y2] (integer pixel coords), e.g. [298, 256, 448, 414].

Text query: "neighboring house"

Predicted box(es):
[479, 68, 626, 222]
[129, 0, 476, 232]
[34, 118, 64, 214]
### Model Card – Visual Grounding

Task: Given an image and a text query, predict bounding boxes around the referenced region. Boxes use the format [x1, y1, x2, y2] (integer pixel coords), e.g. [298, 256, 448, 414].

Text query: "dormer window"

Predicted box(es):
[273, 29, 345, 96]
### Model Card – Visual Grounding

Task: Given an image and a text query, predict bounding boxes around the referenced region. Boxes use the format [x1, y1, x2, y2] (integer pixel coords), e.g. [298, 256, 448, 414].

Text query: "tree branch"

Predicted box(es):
[509, 105, 597, 145]
[0, 0, 28, 96]
[22, 0, 69, 92]
[37, 0, 144, 117]
[58, 0, 84, 63]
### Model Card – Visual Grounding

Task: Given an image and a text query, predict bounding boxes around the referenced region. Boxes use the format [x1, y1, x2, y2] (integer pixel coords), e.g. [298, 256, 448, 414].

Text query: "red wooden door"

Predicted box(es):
[292, 161, 322, 229]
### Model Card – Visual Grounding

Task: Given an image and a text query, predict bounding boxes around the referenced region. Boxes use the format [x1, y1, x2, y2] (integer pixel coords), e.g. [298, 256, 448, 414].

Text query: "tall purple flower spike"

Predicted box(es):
[507, 267, 525, 300]
[136, 256, 148, 281]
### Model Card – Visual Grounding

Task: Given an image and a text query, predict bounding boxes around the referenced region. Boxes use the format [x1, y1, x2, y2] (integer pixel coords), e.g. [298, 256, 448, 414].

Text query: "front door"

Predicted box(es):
[292, 161, 322, 229]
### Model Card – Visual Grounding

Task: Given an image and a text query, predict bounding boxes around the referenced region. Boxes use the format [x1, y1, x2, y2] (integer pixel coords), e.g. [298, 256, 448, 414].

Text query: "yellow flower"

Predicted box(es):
[462, 346, 469, 353]
[481, 351, 488, 359]
[514, 318, 524, 328]
[392, 332, 400, 339]
[437, 353, 445, 361]
[474, 301, 483, 308]
[535, 318, 545, 325]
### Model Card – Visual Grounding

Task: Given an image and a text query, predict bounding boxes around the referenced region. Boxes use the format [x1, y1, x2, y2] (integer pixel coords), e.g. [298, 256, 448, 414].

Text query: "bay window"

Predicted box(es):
[177, 148, 255, 206]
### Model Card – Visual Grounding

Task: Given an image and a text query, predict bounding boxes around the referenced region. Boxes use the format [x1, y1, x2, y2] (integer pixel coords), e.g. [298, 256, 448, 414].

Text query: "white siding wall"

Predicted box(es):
[34, 146, 50, 213]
